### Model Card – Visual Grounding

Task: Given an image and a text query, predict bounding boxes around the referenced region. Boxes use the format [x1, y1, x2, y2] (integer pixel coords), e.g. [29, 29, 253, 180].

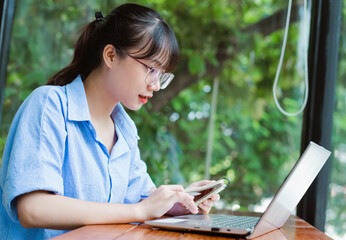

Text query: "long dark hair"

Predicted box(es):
[47, 3, 179, 86]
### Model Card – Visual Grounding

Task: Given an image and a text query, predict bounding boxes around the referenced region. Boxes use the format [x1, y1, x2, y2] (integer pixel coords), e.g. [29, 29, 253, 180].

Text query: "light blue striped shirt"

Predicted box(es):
[0, 75, 155, 239]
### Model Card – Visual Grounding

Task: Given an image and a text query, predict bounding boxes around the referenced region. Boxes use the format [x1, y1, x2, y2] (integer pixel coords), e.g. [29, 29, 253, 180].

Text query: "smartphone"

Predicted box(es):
[185, 179, 227, 205]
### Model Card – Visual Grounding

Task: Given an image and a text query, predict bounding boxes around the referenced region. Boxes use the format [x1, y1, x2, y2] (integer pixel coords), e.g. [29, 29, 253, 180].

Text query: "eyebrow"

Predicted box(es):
[146, 57, 167, 71]
[138, 57, 165, 71]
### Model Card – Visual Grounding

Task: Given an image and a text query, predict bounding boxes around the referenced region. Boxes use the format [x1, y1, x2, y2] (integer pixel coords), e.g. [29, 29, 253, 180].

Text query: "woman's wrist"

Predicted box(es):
[132, 201, 148, 222]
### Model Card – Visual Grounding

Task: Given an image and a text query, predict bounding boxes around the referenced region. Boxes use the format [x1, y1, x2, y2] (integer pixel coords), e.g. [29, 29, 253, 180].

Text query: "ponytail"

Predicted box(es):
[46, 20, 102, 85]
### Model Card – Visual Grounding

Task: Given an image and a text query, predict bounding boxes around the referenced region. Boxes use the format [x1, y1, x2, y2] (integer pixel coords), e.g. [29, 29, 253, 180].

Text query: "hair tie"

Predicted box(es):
[95, 11, 104, 22]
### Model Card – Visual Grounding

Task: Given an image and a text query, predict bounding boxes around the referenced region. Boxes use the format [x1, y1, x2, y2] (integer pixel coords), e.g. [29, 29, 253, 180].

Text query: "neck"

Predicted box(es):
[83, 68, 118, 121]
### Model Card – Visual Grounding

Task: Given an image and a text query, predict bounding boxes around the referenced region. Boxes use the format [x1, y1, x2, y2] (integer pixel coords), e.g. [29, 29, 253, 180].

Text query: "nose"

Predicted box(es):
[148, 79, 161, 92]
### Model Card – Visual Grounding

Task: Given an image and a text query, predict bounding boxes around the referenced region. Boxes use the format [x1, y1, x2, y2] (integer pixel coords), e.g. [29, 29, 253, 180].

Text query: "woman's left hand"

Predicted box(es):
[188, 180, 221, 215]
[166, 180, 220, 216]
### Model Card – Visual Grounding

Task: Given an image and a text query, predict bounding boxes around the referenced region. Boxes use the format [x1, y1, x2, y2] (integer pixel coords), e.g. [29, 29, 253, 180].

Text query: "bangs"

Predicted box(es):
[129, 20, 179, 72]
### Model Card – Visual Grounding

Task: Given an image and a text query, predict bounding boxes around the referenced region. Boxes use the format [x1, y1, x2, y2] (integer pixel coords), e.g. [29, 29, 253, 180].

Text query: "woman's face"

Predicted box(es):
[105, 48, 162, 111]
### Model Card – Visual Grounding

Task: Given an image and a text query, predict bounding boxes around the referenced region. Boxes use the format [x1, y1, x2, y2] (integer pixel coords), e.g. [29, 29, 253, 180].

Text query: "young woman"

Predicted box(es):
[0, 3, 219, 239]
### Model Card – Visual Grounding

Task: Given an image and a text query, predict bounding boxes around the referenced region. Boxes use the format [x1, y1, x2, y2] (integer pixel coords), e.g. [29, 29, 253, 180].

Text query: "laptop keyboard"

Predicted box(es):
[194, 215, 260, 229]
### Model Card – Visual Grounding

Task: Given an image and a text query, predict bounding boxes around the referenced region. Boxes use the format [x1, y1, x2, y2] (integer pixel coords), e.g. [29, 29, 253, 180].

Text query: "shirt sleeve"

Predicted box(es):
[1, 86, 67, 222]
[123, 147, 155, 204]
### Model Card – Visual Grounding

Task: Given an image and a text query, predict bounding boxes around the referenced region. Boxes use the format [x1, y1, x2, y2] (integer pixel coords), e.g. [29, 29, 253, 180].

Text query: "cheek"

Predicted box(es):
[107, 68, 132, 90]
[115, 64, 145, 87]
[105, 75, 143, 109]
[105, 60, 149, 107]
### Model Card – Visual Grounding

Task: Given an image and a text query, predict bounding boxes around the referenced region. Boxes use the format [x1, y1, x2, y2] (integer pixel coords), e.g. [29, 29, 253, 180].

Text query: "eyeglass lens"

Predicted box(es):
[146, 71, 174, 89]
[160, 74, 173, 89]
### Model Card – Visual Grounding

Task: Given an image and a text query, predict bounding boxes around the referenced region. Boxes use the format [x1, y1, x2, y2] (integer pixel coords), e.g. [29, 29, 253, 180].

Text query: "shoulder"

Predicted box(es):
[24, 85, 66, 110]
[14, 85, 68, 126]
[28, 85, 67, 106]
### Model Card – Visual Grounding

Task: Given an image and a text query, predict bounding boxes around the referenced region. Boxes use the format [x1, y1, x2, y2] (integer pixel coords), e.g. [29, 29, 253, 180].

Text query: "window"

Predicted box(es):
[325, 3, 346, 239]
[1, 1, 343, 238]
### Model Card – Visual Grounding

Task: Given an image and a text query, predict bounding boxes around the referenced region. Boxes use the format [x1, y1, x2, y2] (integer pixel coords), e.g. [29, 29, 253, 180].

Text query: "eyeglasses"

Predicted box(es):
[120, 50, 174, 89]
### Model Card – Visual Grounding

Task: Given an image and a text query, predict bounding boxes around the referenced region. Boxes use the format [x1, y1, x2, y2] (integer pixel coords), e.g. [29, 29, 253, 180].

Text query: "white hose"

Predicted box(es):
[272, 0, 309, 116]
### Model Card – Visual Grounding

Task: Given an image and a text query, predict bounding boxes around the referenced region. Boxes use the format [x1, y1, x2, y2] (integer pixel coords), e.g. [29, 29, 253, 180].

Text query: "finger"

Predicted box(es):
[198, 199, 216, 214]
[190, 180, 215, 187]
[211, 194, 220, 201]
[198, 202, 211, 215]
[158, 185, 185, 193]
[175, 192, 198, 214]
[184, 196, 198, 214]
[202, 199, 214, 208]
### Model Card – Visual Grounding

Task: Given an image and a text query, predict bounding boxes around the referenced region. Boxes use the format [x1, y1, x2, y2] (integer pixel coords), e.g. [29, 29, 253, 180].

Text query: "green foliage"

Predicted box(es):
[326, 33, 346, 235]
[1, 0, 345, 237]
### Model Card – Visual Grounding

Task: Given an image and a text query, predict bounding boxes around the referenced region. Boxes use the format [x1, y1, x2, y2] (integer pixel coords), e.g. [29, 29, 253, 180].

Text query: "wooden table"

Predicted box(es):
[51, 211, 333, 240]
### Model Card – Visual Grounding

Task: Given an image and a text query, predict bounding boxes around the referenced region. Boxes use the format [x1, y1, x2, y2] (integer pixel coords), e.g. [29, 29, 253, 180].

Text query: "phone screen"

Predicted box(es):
[193, 183, 226, 205]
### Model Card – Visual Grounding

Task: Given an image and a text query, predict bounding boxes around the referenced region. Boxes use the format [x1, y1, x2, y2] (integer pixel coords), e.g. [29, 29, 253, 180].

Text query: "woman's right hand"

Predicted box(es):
[138, 185, 198, 220]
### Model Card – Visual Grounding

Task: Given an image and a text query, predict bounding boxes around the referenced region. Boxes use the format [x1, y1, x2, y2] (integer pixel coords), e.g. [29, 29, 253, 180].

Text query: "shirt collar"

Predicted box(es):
[66, 75, 91, 121]
[111, 104, 139, 150]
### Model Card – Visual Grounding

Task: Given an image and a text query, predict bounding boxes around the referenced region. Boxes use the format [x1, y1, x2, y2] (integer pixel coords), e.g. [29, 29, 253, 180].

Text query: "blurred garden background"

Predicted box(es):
[0, 0, 345, 239]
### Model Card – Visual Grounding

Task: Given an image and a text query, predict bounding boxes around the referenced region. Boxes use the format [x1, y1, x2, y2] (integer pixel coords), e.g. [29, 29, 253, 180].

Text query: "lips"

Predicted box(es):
[139, 95, 152, 104]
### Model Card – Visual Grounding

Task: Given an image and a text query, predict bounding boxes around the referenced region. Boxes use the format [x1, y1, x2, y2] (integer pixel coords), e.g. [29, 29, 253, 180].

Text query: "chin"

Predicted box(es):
[122, 102, 142, 111]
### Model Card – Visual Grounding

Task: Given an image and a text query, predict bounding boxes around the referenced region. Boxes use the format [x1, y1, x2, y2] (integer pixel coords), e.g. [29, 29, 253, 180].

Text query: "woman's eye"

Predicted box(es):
[149, 68, 157, 74]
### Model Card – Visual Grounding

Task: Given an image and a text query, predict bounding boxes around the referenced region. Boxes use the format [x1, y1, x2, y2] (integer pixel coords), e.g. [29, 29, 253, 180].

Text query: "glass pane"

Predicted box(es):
[2, 0, 334, 235]
[325, 1, 346, 239]
[2, 1, 306, 205]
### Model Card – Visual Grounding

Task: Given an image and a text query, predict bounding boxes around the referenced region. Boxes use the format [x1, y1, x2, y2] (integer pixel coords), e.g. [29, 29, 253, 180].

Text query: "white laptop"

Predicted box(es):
[145, 141, 331, 239]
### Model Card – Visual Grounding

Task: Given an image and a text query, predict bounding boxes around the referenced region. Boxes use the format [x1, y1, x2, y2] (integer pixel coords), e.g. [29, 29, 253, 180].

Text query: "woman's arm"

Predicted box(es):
[17, 185, 198, 230]
[17, 191, 143, 230]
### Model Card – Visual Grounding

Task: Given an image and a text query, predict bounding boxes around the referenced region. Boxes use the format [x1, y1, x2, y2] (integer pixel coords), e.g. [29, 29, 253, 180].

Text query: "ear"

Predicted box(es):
[103, 44, 117, 68]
